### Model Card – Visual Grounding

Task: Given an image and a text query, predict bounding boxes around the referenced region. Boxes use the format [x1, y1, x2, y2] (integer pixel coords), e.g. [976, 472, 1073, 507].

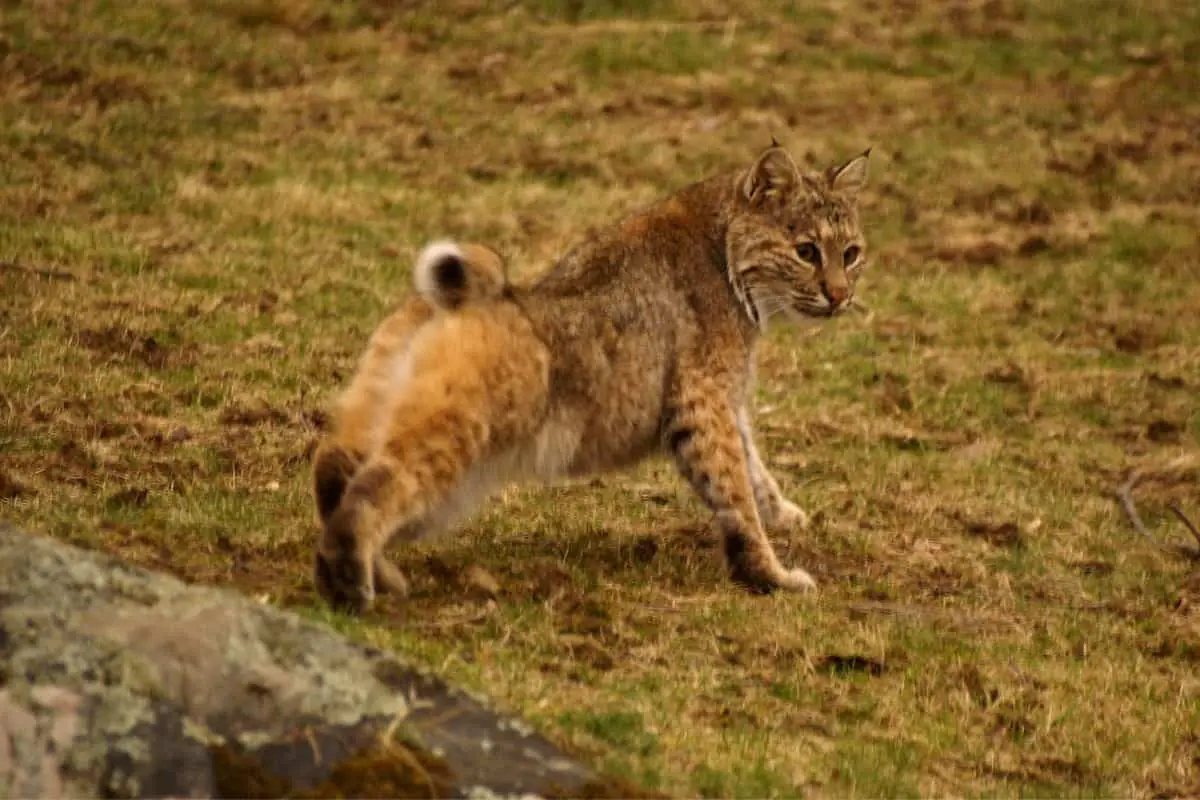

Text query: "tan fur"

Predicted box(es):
[312, 144, 871, 613]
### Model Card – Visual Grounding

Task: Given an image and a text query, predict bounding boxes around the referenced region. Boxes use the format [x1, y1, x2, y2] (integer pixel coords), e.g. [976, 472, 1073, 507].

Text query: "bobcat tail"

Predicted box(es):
[414, 240, 508, 311]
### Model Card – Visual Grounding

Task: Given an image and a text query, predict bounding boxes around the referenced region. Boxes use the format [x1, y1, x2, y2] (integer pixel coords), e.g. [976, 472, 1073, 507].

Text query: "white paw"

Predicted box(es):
[773, 499, 809, 531]
[780, 567, 818, 592]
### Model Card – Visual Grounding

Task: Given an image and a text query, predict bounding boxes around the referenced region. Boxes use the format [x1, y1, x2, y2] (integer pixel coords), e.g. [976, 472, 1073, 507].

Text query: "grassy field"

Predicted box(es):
[3, 0, 1199, 795]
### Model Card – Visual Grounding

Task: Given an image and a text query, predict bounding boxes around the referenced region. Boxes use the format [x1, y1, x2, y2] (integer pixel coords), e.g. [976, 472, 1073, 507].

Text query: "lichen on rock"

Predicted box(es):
[0, 524, 652, 798]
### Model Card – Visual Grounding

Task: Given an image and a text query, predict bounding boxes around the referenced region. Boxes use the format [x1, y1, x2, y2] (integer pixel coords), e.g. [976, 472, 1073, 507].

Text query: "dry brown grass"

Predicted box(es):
[2, 0, 1199, 795]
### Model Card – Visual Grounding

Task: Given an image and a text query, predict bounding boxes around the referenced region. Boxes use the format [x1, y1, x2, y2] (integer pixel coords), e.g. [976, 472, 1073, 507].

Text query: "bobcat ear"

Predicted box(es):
[743, 144, 800, 203]
[827, 148, 871, 197]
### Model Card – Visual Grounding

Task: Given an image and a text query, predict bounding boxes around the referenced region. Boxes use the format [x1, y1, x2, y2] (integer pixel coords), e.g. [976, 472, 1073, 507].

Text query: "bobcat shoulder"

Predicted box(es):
[313, 143, 871, 613]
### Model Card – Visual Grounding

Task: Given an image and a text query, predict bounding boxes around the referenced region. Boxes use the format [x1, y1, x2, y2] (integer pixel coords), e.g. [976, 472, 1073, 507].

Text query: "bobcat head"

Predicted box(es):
[726, 143, 870, 328]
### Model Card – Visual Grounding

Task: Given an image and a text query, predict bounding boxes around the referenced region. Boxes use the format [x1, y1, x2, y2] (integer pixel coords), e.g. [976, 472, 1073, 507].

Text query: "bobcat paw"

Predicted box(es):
[729, 556, 818, 595]
[314, 548, 376, 614]
[314, 507, 377, 614]
[770, 499, 809, 531]
[779, 567, 818, 592]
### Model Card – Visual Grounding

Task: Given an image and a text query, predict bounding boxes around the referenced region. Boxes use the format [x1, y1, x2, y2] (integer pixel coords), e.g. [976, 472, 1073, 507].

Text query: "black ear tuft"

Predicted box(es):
[434, 254, 466, 292]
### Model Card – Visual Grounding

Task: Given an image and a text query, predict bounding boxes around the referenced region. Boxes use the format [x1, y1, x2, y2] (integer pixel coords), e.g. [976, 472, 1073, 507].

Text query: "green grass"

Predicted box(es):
[574, 29, 724, 75]
[2, 0, 1199, 796]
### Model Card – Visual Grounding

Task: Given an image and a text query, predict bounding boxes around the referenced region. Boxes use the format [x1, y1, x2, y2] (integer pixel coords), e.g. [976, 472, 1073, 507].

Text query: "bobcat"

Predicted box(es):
[313, 142, 870, 613]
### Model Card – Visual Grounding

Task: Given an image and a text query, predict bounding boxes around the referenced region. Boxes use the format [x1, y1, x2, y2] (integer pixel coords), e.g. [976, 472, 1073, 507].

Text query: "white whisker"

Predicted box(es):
[756, 295, 792, 320]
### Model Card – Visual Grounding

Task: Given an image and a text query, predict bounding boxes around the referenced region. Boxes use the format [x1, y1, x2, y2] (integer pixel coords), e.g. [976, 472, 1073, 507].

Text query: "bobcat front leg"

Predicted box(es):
[666, 380, 816, 593]
[736, 406, 808, 532]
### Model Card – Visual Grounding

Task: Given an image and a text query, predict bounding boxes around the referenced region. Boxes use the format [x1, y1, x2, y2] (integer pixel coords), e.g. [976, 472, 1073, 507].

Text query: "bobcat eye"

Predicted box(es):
[795, 242, 821, 265]
[844, 245, 861, 266]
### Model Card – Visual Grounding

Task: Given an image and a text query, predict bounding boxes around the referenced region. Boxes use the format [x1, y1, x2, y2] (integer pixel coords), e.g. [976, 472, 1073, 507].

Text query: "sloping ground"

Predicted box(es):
[1, 0, 1199, 796]
[0, 524, 651, 798]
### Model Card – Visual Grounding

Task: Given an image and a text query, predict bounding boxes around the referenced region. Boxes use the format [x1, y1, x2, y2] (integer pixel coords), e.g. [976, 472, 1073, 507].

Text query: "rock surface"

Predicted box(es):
[0, 524, 649, 798]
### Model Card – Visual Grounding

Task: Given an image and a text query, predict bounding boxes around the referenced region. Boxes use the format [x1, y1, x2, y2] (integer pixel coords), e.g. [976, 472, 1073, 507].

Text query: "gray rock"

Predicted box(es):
[0, 524, 653, 798]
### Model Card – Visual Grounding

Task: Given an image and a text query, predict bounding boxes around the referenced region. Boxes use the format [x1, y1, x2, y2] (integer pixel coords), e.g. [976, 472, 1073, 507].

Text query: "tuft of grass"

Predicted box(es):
[560, 710, 656, 750]
[574, 30, 723, 76]
[2, 0, 1199, 797]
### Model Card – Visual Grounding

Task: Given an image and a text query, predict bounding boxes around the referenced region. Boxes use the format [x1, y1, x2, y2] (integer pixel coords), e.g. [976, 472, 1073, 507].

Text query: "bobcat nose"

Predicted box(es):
[821, 281, 849, 308]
